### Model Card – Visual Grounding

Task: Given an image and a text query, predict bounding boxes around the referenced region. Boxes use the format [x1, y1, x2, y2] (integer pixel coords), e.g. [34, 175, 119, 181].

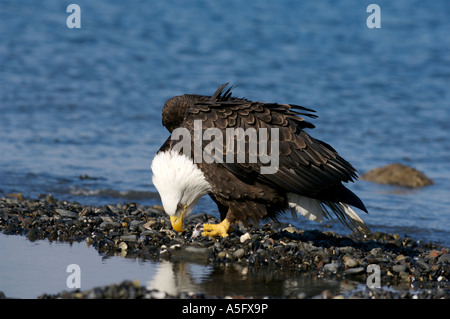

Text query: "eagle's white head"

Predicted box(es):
[151, 150, 211, 232]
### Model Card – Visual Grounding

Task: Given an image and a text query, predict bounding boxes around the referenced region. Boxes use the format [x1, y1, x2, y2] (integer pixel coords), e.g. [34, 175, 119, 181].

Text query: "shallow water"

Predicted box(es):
[0, 234, 153, 298]
[0, 0, 449, 297]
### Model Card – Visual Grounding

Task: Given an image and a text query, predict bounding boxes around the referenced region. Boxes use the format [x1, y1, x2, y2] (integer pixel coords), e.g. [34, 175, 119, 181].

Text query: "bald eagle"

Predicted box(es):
[151, 84, 369, 237]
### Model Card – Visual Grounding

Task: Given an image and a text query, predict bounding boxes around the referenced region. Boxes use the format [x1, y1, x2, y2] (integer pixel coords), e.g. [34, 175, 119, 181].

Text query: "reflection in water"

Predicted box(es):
[146, 261, 212, 296]
[146, 259, 361, 298]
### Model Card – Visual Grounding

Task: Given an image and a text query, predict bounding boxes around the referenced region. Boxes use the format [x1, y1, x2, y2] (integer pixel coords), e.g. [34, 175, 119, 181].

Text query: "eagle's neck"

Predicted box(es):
[162, 95, 210, 132]
[151, 150, 211, 216]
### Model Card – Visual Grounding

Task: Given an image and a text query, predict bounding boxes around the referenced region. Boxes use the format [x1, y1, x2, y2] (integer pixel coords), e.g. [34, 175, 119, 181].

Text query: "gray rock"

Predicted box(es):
[129, 220, 143, 231]
[233, 248, 245, 259]
[184, 246, 210, 255]
[392, 264, 406, 273]
[99, 221, 120, 230]
[100, 216, 114, 223]
[27, 228, 40, 241]
[344, 257, 359, 268]
[339, 246, 354, 254]
[107, 205, 120, 214]
[323, 262, 341, 274]
[55, 208, 78, 218]
[343, 267, 365, 275]
[120, 235, 137, 242]
[217, 251, 232, 259]
[416, 260, 431, 272]
[438, 254, 450, 264]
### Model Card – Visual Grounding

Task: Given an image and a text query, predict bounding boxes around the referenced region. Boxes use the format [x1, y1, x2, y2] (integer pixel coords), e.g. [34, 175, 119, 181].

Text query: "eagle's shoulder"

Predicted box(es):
[183, 84, 317, 132]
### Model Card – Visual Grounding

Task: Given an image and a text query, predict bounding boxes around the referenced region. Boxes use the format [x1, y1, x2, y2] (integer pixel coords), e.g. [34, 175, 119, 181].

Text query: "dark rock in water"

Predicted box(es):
[361, 163, 433, 188]
[26, 228, 40, 242]
[343, 267, 365, 275]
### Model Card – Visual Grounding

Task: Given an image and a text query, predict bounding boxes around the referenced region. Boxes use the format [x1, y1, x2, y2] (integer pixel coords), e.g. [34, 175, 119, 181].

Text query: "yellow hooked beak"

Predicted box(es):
[169, 204, 187, 232]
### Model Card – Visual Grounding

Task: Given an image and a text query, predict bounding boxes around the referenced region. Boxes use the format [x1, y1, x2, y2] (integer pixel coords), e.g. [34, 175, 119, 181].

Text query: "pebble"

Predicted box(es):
[240, 232, 251, 243]
[392, 265, 407, 273]
[438, 254, 450, 264]
[55, 208, 78, 218]
[323, 262, 341, 274]
[343, 267, 365, 275]
[129, 220, 143, 231]
[120, 235, 137, 242]
[343, 256, 359, 268]
[233, 248, 245, 259]
[100, 221, 121, 230]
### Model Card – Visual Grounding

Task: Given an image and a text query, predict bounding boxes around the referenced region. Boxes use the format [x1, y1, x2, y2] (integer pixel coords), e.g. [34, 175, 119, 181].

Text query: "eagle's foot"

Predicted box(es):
[202, 218, 230, 238]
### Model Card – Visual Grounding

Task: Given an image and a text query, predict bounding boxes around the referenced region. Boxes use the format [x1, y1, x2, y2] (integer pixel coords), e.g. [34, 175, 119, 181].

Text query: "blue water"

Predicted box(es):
[1, 0, 449, 248]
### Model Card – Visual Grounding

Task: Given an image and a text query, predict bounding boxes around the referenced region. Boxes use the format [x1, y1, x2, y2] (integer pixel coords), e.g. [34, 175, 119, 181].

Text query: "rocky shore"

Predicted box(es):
[0, 193, 448, 299]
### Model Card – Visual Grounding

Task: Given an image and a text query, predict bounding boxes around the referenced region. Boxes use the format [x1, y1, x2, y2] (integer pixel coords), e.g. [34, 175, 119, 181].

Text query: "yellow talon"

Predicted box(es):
[202, 218, 230, 238]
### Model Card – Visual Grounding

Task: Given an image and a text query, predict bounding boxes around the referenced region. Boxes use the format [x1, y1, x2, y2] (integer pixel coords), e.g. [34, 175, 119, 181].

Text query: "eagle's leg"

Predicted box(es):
[202, 218, 230, 238]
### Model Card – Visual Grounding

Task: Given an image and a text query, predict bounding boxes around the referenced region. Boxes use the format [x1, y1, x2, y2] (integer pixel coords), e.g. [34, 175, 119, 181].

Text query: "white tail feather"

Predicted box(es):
[287, 194, 324, 222]
[287, 193, 369, 234]
[340, 203, 365, 225]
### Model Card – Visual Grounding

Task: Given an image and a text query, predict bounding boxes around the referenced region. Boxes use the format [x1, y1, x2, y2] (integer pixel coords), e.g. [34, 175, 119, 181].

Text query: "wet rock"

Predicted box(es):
[120, 235, 137, 242]
[99, 221, 120, 230]
[343, 256, 359, 268]
[416, 260, 431, 272]
[107, 205, 120, 214]
[233, 248, 245, 259]
[129, 220, 143, 231]
[118, 242, 128, 251]
[55, 209, 78, 218]
[26, 228, 40, 242]
[361, 163, 433, 188]
[393, 264, 407, 273]
[217, 251, 233, 260]
[240, 232, 251, 243]
[323, 262, 341, 274]
[343, 267, 365, 275]
[438, 254, 450, 264]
